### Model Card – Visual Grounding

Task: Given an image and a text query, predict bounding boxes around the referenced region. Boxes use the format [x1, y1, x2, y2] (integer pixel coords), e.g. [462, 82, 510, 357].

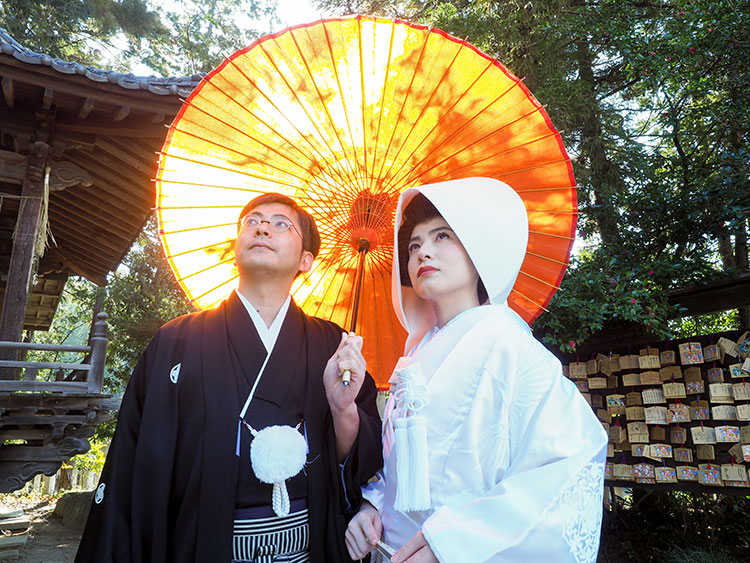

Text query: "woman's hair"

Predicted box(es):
[397, 193, 488, 303]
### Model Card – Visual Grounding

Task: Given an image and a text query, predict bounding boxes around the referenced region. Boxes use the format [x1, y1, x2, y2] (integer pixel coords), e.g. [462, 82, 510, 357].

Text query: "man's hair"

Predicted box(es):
[238, 192, 321, 258]
[397, 193, 488, 303]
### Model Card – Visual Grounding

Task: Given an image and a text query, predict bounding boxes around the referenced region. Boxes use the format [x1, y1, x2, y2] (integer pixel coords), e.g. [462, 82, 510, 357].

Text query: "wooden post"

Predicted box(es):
[88, 312, 108, 394]
[0, 140, 49, 379]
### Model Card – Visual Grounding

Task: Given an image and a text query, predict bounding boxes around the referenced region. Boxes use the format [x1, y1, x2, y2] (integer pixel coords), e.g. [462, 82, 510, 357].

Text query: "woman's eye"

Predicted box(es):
[436, 231, 449, 240]
[408, 243, 420, 253]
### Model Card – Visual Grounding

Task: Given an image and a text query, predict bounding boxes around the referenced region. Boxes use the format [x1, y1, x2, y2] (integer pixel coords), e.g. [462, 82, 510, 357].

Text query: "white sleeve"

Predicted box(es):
[421, 350, 608, 563]
[361, 471, 386, 512]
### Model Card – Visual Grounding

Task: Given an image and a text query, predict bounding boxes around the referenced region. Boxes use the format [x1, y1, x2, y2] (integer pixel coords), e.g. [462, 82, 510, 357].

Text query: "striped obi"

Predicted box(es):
[231, 499, 310, 563]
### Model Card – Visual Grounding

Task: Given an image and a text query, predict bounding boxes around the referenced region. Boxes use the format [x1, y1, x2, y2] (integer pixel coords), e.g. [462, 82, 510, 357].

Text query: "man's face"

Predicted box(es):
[234, 202, 313, 280]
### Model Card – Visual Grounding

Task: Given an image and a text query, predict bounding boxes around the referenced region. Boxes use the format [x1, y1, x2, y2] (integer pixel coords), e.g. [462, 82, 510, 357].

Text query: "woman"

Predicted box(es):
[345, 177, 607, 563]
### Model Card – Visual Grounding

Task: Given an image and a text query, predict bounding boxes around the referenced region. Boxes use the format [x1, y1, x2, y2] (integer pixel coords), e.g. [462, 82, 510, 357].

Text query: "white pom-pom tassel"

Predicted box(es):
[250, 425, 307, 517]
[393, 415, 431, 512]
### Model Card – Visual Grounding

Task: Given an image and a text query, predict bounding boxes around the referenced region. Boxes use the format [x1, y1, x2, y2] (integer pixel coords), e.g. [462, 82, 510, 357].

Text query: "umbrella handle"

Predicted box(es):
[342, 369, 351, 386]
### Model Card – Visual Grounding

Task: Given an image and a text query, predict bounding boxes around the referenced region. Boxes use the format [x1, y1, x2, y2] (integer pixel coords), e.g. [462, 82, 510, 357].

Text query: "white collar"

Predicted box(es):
[235, 289, 291, 353]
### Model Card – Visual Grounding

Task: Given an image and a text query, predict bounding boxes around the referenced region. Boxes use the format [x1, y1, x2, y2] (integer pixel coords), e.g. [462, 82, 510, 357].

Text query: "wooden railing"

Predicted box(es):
[0, 312, 108, 394]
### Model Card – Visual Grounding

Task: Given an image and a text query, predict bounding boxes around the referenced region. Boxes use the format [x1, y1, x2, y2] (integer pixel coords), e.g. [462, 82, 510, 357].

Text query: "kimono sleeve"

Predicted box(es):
[338, 369, 382, 514]
[421, 342, 608, 563]
[75, 332, 161, 562]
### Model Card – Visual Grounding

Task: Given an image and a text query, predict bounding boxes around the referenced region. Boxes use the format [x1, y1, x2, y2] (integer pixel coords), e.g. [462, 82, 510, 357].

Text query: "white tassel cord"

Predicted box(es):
[406, 415, 431, 510]
[393, 415, 431, 512]
[272, 481, 291, 517]
[392, 362, 431, 512]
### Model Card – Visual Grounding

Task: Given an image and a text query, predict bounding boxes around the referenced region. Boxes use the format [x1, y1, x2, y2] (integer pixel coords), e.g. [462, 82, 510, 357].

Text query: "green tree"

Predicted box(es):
[315, 0, 750, 350]
[0, 0, 279, 75]
[0, 0, 170, 67]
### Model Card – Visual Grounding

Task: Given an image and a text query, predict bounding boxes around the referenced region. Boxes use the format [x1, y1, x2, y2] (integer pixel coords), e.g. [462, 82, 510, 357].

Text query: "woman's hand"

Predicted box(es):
[345, 501, 382, 560]
[391, 530, 438, 563]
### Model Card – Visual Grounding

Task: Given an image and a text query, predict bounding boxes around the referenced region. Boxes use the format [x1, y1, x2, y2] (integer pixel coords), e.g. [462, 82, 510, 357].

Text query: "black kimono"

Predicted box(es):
[76, 293, 382, 562]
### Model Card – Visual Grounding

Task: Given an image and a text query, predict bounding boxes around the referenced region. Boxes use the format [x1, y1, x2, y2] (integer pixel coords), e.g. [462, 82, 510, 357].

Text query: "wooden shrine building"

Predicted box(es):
[0, 28, 199, 491]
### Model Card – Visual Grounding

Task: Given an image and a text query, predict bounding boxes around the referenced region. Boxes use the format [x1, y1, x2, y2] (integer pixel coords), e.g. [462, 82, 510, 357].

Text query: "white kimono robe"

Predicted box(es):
[363, 178, 608, 563]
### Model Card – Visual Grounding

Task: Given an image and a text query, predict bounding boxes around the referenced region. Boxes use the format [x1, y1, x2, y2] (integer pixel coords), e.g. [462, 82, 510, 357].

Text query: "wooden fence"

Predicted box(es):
[0, 312, 108, 392]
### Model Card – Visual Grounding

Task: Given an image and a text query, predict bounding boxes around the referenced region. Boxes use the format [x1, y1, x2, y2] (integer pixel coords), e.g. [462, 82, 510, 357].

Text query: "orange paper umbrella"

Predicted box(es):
[155, 16, 577, 389]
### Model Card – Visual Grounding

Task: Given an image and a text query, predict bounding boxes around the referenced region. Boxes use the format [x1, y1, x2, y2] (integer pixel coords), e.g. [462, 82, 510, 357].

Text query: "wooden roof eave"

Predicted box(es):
[0, 56, 185, 117]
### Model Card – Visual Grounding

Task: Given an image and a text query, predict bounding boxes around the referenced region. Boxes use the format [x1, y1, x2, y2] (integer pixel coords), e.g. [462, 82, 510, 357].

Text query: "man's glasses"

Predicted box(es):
[240, 213, 301, 238]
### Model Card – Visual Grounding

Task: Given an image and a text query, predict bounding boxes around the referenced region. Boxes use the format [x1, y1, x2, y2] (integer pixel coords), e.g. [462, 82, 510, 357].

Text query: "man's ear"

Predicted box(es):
[298, 250, 314, 274]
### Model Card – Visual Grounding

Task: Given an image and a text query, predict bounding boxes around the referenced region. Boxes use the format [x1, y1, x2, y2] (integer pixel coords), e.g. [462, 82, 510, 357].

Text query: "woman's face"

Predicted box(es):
[406, 217, 480, 305]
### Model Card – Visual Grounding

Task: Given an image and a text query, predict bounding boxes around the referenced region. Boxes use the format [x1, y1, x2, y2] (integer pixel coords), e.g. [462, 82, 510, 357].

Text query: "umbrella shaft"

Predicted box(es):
[349, 243, 369, 333]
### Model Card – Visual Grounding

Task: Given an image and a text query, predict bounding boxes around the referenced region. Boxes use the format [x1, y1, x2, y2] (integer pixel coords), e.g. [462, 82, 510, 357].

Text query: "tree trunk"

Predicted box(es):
[728, 57, 749, 330]
[575, 40, 622, 247]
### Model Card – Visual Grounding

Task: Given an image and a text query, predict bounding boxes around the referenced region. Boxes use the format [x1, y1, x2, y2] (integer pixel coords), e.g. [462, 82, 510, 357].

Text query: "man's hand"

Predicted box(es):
[324, 332, 366, 411]
[391, 530, 438, 563]
[324, 332, 366, 461]
[344, 501, 382, 560]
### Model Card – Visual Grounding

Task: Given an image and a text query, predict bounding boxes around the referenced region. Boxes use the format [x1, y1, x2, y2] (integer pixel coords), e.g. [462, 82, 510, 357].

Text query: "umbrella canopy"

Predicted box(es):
[155, 16, 577, 388]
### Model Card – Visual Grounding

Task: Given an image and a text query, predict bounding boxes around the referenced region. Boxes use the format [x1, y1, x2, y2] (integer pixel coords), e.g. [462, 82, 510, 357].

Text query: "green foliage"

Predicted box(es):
[600, 491, 750, 562]
[0, 0, 279, 75]
[91, 216, 193, 395]
[380, 0, 750, 349]
[0, 0, 170, 68]
[536, 247, 682, 352]
[142, 0, 279, 76]
[65, 438, 107, 474]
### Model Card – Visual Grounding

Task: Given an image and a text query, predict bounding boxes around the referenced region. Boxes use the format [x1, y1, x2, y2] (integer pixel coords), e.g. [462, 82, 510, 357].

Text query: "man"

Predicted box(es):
[76, 193, 382, 562]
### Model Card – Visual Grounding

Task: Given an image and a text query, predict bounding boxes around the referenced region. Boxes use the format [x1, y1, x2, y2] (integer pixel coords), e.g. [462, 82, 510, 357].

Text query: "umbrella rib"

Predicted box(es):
[377, 26, 434, 185]
[161, 222, 235, 235]
[174, 101, 320, 178]
[511, 288, 550, 313]
[167, 240, 237, 259]
[495, 157, 573, 178]
[526, 251, 570, 266]
[289, 26, 361, 186]
[527, 209, 579, 215]
[528, 230, 575, 241]
[169, 120, 313, 183]
[369, 20, 397, 191]
[358, 17, 370, 192]
[517, 270, 562, 290]
[397, 103, 552, 187]
[154, 178, 268, 194]
[221, 53, 353, 189]
[190, 273, 239, 305]
[157, 151, 300, 190]
[516, 185, 578, 193]
[387, 59, 505, 186]
[258, 59, 357, 192]
[319, 19, 367, 191]
[374, 25, 433, 186]
[196, 73, 340, 180]
[312, 250, 358, 321]
[175, 256, 235, 284]
[296, 249, 350, 315]
[381, 39, 466, 187]
[157, 205, 244, 211]
[402, 155, 575, 189]
[180, 89, 322, 170]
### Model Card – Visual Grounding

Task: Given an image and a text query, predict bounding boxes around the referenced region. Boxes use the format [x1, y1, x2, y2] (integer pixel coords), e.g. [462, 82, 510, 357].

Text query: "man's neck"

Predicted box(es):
[237, 278, 293, 327]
